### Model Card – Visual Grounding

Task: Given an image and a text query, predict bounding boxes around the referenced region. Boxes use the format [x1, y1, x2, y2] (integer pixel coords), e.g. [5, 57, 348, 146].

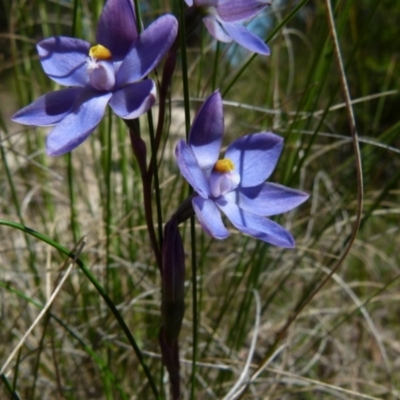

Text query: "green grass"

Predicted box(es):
[1, 0, 400, 398]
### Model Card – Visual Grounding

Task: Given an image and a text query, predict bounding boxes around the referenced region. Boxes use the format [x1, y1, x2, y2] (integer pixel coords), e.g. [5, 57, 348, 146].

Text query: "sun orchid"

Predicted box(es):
[184, 0, 270, 55]
[12, 0, 178, 156]
[175, 91, 308, 247]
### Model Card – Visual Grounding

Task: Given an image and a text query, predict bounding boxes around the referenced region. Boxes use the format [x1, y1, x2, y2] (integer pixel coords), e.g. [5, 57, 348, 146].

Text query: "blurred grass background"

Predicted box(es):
[1, 0, 400, 398]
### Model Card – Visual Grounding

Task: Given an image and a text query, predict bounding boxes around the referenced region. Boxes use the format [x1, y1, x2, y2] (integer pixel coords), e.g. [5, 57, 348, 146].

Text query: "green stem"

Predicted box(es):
[132, 0, 143, 34]
[211, 42, 220, 92]
[67, 153, 79, 242]
[0, 219, 160, 399]
[67, 0, 80, 243]
[1, 374, 21, 400]
[105, 110, 113, 293]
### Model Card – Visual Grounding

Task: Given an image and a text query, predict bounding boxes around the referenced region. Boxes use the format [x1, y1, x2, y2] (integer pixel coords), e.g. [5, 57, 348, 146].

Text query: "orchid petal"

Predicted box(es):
[46, 91, 112, 156]
[117, 15, 178, 85]
[216, 0, 270, 22]
[217, 200, 295, 247]
[37, 37, 90, 86]
[203, 17, 233, 43]
[96, 0, 138, 60]
[175, 141, 210, 198]
[185, 0, 194, 5]
[192, 197, 229, 239]
[220, 21, 270, 55]
[11, 88, 83, 126]
[226, 132, 283, 187]
[110, 80, 156, 119]
[224, 183, 309, 216]
[189, 91, 224, 175]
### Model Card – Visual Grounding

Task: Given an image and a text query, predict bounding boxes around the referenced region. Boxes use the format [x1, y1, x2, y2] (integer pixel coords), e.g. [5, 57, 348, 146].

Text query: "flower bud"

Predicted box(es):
[161, 217, 185, 345]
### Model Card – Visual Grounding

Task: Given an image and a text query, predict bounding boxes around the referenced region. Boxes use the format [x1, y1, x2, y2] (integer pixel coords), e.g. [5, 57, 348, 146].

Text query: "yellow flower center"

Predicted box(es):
[89, 44, 112, 60]
[213, 158, 235, 173]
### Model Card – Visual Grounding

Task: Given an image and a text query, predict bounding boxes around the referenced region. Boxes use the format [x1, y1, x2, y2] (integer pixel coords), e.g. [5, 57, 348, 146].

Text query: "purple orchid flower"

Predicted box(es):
[185, 0, 270, 55]
[175, 91, 308, 247]
[12, 0, 178, 156]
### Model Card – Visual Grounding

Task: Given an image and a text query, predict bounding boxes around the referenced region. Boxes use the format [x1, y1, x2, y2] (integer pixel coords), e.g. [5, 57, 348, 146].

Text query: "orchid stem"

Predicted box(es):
[178, 1, 199, 398]
[127, 124, 162, 270]
[147, 110, 164, 251]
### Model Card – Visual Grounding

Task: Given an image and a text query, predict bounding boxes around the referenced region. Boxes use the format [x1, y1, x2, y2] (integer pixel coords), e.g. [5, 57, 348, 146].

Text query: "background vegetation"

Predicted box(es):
[1, 0, 399, 398]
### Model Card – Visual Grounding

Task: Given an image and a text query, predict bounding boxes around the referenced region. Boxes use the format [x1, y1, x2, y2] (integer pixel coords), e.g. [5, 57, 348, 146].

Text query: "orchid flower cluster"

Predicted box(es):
[12, 0, 308, 398]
